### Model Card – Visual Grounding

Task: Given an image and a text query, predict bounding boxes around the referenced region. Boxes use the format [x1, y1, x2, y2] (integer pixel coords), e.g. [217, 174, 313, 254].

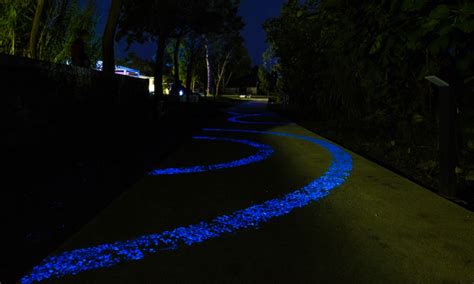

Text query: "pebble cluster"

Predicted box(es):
[21, 128, 352, 284]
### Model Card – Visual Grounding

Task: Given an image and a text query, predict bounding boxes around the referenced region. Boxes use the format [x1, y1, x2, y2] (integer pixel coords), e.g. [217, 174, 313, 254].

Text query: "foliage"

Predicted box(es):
[265, 0, 474, 126]
[258, 67, 277, 98]
[0, 0, 36, 56]
[258, 47, 281, 98]
[206, 33, 250, 95]
[40, 0, 100, 64]
[227, 39, 252, 88]
[117, 52, 154, 76]
[0, 0, 100, 65]
[118, 0, 244, 98]
[265, 0, 474, 194]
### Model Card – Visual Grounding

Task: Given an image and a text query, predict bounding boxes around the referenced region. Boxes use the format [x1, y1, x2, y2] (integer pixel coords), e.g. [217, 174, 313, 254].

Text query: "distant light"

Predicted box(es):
[179, 90, 184, 96]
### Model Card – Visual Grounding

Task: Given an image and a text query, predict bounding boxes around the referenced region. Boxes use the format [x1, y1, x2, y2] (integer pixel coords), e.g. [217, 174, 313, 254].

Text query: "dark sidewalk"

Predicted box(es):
[21, 99, 474, 284]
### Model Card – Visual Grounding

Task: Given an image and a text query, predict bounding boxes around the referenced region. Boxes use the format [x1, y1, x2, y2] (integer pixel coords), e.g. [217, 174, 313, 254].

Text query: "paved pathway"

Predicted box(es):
[22, 100, 474, 283]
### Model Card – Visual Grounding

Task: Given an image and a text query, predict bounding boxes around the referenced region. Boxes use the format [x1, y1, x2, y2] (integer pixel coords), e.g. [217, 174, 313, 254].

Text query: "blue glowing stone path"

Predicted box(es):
[227, 112, 290, 125]
[21, 129, 353, 284]
[149, 136, 274, 176]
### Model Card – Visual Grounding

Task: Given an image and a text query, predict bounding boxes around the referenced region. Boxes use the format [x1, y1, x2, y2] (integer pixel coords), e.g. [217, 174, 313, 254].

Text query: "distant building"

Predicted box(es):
[94, 61, 160, 95]
[95, 60, 141, 77]
[114, 65, 140, 77]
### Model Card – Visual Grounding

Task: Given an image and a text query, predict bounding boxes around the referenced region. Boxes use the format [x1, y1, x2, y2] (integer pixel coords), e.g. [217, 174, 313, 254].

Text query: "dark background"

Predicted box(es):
[81, 0, 286, 65]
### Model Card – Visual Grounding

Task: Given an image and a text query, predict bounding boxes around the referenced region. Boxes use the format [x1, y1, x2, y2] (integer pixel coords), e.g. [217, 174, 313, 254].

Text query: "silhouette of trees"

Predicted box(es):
[103, 0, 123, 74]
[28, 0, 46, 58]
[264, 0, 474, 197]
[0, 0, 99, 64]
[0, 0, 250, 100]
[208, 34, 249, 98]
[118, 0, 245, 112]
[265, 0, 474, 122]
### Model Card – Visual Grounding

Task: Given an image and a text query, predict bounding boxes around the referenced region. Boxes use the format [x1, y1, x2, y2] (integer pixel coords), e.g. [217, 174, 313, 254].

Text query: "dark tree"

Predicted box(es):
[102, 0, 123, 74]
[28, 0, 46, 58]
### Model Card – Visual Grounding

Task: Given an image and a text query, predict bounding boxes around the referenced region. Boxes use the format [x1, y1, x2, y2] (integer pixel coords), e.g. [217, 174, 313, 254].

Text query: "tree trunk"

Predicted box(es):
[173, 32, 183, 96]
[185, 37, 198, 103]
[10, 29, 15, 55]
[215, 52, 231, 98]
[102, 0, 122, 74]
[155, 34, 167, 102]
[215, 78, 221, 98]
[28, 0, 46, 59]
[152, 34, 168, 119]
[204, 37, 212, 98]
[223, 72, 233, 92]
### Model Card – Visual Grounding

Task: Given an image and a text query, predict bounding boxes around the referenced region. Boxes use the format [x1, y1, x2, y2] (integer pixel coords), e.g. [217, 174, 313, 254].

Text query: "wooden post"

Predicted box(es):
[426, 75, 457, 198]
[438, 86, 457, 198]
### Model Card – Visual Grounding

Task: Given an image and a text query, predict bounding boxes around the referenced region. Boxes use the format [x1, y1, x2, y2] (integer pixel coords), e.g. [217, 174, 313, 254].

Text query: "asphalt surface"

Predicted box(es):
[21, 99, 474, 284]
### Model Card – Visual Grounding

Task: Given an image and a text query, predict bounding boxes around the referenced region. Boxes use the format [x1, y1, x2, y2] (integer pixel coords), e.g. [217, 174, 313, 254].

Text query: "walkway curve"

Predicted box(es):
[227, 112, 290, 125]
[149, 136, 274, 176]
[21, 129, 353, 284]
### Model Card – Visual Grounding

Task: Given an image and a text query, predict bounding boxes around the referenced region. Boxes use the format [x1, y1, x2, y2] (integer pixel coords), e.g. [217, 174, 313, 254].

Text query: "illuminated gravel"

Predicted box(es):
[149, 136, 274, 176]
[21, 129, 352, 284]
[227, 112, 290, 125]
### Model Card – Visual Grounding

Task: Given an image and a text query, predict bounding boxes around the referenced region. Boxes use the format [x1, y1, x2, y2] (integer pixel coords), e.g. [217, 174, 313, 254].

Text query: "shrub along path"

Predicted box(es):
[21, 99, 474, 284]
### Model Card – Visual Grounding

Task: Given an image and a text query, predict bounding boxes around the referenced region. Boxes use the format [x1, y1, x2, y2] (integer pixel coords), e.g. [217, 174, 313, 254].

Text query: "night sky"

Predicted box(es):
[92, 0, 286, 65]
[238, 0, 286, 65]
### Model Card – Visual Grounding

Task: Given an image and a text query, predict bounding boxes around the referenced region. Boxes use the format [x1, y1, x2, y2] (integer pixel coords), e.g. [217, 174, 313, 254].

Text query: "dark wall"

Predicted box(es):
[0, 54, 152, 198]
[0, 54, 152, 282]
[0, 53, 150, 146]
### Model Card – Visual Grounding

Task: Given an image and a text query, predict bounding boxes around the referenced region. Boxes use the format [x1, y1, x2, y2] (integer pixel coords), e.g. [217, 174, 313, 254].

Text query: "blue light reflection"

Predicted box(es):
[21, 129, 352, 284]
[227, 112, 290, 125]
[149, 136, 274, 176]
